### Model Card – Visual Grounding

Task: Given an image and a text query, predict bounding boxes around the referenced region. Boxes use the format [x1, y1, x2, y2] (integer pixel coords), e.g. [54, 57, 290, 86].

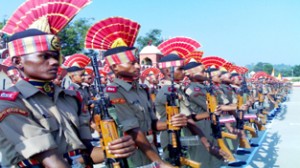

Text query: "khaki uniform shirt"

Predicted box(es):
[105, 78, 157, 167]
[0, 80, 91, 166]
[68, 82, 91, 105]
[185, 82, 207, 114]
[154, 80, 191, 149]
[221, 84, 237, 104]
[214, 84, 230, 105]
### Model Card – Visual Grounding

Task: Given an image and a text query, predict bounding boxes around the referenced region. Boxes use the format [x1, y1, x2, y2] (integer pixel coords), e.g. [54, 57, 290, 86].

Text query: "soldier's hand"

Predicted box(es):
[209, 145, 230, 161]
[240, 104, 249, 111]
[171, 113, 187, 127]
[156, 161, 175, 168]
[107, 136, 136, 158]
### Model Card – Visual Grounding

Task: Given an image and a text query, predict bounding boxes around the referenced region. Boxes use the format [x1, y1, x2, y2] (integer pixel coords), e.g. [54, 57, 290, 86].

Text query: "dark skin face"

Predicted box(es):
[112, 61, 141, 81]
[70, 70, 85, 84]
[161, 66, 185, 81]
[211, 70, 222, 83]
[185, 65, 207, 82]
[83, 74, 93, 85]
[20, 51, 60, 81]
[7, 69, 20, 84]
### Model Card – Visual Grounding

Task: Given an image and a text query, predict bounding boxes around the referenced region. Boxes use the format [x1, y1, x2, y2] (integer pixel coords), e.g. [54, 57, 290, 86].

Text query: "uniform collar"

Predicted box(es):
[14, 80, 64, 100]
[70, 82, 81, 89]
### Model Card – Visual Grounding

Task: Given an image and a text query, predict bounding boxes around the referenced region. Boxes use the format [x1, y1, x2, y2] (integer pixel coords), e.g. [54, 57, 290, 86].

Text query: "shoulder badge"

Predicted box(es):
[168, 87, 177, 92]
[75, 91, 83, 103]
[194, 87, 201, 92]
[106, 86, 118, 93]
[0, 107, 28, 121]
[68, 85, 75, 90]
[0, 91, 19, 101]
[110, 98, 126, 104]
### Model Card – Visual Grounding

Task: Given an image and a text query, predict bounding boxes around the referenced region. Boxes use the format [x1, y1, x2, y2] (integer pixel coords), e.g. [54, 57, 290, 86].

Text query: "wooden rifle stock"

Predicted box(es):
[236, 79, 252, 148]
[166, 67, 200, 168]
[206, 67, 236, 162]
[180, 157, 201, 168]
[90, 54, 125, 168]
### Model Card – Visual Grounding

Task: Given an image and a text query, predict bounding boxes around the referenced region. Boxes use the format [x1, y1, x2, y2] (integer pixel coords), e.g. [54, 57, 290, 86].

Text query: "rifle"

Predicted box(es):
[206, 67, 237, 162]
[3, 78, 5, 90]
[89, 55, 127, 168]
[257, 84, 268, 125]
[165, 66, 200, 168]
[236, 76, 257, 148]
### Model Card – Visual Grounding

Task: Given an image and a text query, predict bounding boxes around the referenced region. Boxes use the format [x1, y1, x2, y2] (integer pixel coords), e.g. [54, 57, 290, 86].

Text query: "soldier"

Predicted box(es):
[0, 29, 136, 167]
[6, 65, 22, 85]
[104, 46, 187, 168]
[183, 61, 228, 168]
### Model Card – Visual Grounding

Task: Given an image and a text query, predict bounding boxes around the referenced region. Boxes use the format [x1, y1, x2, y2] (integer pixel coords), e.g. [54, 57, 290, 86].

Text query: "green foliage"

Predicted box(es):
[292, 65, 300, 77]
[58, 18, 94, 56]
[136, 29, 163, 51]
[291, 77, 300, 82]
[253, 62, 273, 74]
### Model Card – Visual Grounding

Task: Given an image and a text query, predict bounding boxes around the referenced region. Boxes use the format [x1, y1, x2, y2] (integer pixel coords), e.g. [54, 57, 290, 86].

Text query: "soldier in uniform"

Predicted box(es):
[183, 61, 229, 168]
[0, 29, 136, 167]
[6, 65, 22, 85]
[104, 46, 187, 168]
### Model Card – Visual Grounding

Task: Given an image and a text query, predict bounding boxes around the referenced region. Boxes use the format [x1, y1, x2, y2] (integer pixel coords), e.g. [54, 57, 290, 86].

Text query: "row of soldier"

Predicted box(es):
[0, 30, 290, 167]
[0, 0, 291, 167]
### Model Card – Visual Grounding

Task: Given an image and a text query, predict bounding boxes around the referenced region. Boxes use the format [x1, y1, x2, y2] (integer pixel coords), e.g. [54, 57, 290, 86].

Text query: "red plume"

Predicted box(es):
[201, 56, 227, 68]
[157, 37, 201, 58]
[184, 51, 204, 64]
[140, 67, 163, 80]
[85, 17, 141, 50]
[252, 71, 269, 79]
[2, 0, 91, 35]
[63, 53, 90, 68]
[1, 57, 12, 66]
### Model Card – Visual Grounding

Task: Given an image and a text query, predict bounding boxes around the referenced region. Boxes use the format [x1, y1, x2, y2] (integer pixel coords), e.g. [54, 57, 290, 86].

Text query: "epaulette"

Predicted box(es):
[64, 90, 83, 103]
[0, 91, 19, 101]
[140, 84, 149, 91]
[194, 87, 201, 92]
[106, 86, 118, 93]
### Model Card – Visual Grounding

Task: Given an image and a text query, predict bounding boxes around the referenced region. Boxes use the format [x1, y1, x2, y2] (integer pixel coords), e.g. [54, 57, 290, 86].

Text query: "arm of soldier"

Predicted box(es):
[126, 128, 166, 164]
[78, 136, 136, 164]
[185, 87, 210, 120]
[153, 113, 188, 131]
[32, 149, 70, 168]
[186, 119, 229, 160]
[0, 103, 62, 166]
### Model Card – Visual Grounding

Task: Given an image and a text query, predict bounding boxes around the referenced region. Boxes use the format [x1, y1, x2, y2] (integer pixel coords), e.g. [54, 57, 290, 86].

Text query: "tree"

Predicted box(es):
[136, 29, 163, 51]
[253, 62, 273, 74]
[292, 65, 300, 77]
[58, 18, 94, 56]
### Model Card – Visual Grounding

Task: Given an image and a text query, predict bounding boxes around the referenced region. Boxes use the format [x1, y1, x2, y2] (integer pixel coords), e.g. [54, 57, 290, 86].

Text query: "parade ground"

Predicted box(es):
[246, 87, 300, 168]
[225, 87, 300, 168]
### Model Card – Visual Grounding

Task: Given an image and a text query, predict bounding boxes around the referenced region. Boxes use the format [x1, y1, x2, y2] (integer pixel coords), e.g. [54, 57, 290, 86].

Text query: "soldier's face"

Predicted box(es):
[220, 72, 231, 83]
[185, 65, 207, 81]
[211, 71, 222, 83]
[174, 66, 185, 81]
[84, 74, 93, 84]
[20, 51, 59, 81]
[146, 74, 159, 84]
[114, 61, 141, 80]
[8, 69, 20, 84]
[71, 70, 85, 84]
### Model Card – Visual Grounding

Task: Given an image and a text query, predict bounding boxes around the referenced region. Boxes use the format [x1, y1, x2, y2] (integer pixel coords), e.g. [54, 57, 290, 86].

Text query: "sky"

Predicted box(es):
[1, 0, 300, 66]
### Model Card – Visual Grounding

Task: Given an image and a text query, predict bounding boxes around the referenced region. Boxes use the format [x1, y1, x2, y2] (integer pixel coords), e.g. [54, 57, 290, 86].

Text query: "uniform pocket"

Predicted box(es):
[130, 100, 145, 121]
[39, 117, 59, 132]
